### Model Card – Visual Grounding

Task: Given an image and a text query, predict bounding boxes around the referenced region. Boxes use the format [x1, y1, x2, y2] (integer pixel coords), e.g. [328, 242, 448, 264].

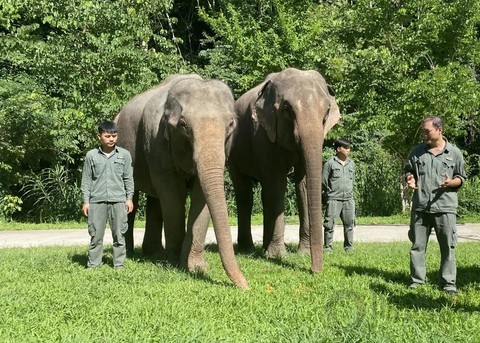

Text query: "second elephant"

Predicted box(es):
[228, 68, 340, 272]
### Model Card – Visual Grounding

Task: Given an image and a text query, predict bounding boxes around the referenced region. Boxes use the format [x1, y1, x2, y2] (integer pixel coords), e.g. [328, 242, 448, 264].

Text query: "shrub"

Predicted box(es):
[20, 165, 83, 222]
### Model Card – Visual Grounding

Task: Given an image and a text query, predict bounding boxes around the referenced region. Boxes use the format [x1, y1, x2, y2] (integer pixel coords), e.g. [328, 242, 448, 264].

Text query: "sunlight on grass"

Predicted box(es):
[1, 242, 480, 341]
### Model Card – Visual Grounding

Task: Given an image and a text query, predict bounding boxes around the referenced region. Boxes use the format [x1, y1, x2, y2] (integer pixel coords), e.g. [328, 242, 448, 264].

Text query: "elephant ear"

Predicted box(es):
[252, 80, 277, 143]
[224, 116, 237, 159]
[323, 85, 341, 138]
[162, 97, 183, 141]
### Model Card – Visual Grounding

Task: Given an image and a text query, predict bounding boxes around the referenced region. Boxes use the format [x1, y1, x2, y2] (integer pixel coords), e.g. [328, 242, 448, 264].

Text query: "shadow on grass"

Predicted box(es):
[457, 265, 480, 289]
[69, 247, 124, 268]
[68, 246, 226, 288]
[213, 242, 305, 271]
[335, 263, 480, 290]
[333, 263, 410, 285]
[334, 263, 480, 312]
[371, 282, 480, 312]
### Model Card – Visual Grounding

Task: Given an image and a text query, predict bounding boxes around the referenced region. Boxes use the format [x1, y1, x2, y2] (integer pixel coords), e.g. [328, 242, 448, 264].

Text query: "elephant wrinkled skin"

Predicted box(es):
[229, 68, 340, 272]
[115, 74, 248, 289]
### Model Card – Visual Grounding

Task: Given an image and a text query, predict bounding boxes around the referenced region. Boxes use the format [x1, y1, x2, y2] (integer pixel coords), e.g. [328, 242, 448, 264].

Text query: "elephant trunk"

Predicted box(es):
[194, 128, 249, 289]
[298, 120, 324, 272]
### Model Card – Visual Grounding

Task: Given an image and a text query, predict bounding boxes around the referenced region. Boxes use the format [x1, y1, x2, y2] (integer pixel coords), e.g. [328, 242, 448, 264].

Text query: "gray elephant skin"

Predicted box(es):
[115, 74, 248, 289]
[229, 68, 341, 272]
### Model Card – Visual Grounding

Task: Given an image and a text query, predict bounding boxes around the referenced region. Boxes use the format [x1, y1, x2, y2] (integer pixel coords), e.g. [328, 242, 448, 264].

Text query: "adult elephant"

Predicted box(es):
[228, 68, 341, 272]
[115, 74, 248, 289]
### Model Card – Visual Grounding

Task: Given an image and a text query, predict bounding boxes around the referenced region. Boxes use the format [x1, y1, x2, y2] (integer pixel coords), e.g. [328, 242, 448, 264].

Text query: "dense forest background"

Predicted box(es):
[1, 0, 479, 222]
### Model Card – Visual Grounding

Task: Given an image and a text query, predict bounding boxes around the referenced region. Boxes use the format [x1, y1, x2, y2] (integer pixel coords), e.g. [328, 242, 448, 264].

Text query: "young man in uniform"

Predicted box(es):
[81, 120, 134, 269]
[404, 115, 466, 294]
[322, 137, 355, 252]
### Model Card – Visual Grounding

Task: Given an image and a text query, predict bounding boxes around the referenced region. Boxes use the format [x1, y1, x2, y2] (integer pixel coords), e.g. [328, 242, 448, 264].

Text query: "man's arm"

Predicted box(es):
[403, 152, 417, 190]
[123, 151, 135, 213]
[80, 154, 93, 216]
[322, 159, 332, 190]
[442, 149, 467, 189]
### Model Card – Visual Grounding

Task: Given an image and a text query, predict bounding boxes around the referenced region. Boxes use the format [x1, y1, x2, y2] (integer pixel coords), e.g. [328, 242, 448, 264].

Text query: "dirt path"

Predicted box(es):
[1, 223, 479, 248]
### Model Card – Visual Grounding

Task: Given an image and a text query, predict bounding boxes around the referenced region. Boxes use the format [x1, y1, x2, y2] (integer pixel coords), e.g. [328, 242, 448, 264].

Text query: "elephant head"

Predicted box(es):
[160, 78, 247, 288]
[251, 68, 340, 272]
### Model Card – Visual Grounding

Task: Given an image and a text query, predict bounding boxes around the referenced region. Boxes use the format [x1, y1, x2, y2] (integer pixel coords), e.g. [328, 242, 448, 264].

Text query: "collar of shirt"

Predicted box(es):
[333, 156, 351, 165]
[422, 138, 452, 155]
[97, 146, 119, 158]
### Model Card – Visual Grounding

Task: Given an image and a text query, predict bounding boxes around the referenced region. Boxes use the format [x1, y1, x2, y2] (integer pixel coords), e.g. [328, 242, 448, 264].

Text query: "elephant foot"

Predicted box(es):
[265, 244, 288, 259]
[187, 258, 209, 273]
[179, 251, 209, 273]
[297, 243, 311, 255]
[237, 242, 255, 254]
[142, 244, 166, 259]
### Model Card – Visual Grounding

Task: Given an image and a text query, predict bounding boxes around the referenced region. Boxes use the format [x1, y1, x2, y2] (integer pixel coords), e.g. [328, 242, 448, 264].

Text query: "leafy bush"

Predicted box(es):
[0, 194, 23, 221]
[458, 176, 480, 216]
[20, 165, 83, 222]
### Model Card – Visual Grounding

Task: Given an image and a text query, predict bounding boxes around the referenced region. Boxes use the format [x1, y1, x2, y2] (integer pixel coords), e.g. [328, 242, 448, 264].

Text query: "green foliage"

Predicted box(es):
[1, 243, 480, 341]
[1, 0, 479, 221]
[0, 194, 23, 221]
[351, 134, 404, 216]
[20, 165, 83, 222]
[459, 176, 480, 216]
[0, 0, 190, 220]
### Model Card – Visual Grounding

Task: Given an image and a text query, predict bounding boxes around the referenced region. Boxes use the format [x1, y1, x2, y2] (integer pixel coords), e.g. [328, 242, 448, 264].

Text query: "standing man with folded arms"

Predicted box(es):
[404, 115, 466, 294]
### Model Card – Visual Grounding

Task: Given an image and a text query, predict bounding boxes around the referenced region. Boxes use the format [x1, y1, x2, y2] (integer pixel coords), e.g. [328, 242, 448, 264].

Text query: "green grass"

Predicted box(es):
[1, 213, 479, 231]
[1, 242, 480, 342]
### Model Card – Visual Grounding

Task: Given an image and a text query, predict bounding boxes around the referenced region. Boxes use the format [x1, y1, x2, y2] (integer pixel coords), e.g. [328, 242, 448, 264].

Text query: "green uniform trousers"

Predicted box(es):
[409, 211, 457, 290]
[87, 202, 128, 268]
[323, 199, 355, 251]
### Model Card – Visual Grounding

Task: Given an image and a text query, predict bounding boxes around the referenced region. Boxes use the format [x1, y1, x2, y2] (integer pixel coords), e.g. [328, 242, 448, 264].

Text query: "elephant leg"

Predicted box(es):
[295, 166, 310, 254]
[157, 178, 188, 267]
[142, 195, 165, 259]
[180, 178, 210, 272]
[261, 176, 288, 258]
[126, 191, 139, 258]
[230, 167, 254, 252]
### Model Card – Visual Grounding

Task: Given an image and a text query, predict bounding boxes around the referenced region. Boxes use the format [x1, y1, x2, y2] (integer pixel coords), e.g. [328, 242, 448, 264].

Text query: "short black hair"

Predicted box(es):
[98, 120, 118, 134]
[423, 115, 444, 130]
[334, 137, 351, 150]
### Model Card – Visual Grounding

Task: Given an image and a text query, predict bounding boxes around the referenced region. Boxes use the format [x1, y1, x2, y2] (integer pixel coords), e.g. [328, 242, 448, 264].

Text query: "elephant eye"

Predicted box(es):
[281, 102, 294, 120]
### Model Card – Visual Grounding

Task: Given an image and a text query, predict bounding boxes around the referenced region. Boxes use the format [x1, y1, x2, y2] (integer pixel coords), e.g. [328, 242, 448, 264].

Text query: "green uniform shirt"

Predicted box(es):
[404, 140, 466, 214]
[323, 156, 355, 201]
[81, 146, 134, 204]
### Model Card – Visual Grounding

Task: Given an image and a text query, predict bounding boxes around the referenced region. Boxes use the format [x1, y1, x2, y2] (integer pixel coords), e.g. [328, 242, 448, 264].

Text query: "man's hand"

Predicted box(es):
[125, 199, 134, 214]
[406, 174, 417, 189]
[82, 203, 89, 217]
[440, 173, 461, 188]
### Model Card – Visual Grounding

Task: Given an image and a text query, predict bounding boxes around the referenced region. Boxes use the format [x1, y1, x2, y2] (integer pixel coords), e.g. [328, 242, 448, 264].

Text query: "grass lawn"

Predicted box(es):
[1, 213, 480, 231]
[1, 242, 480, 342]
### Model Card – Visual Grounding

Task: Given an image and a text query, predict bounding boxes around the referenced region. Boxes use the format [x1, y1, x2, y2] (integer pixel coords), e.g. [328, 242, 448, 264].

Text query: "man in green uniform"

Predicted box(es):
[404, 115, 466, 294]
[323, 137, 355, 252]
[81, 121, 134, 269]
